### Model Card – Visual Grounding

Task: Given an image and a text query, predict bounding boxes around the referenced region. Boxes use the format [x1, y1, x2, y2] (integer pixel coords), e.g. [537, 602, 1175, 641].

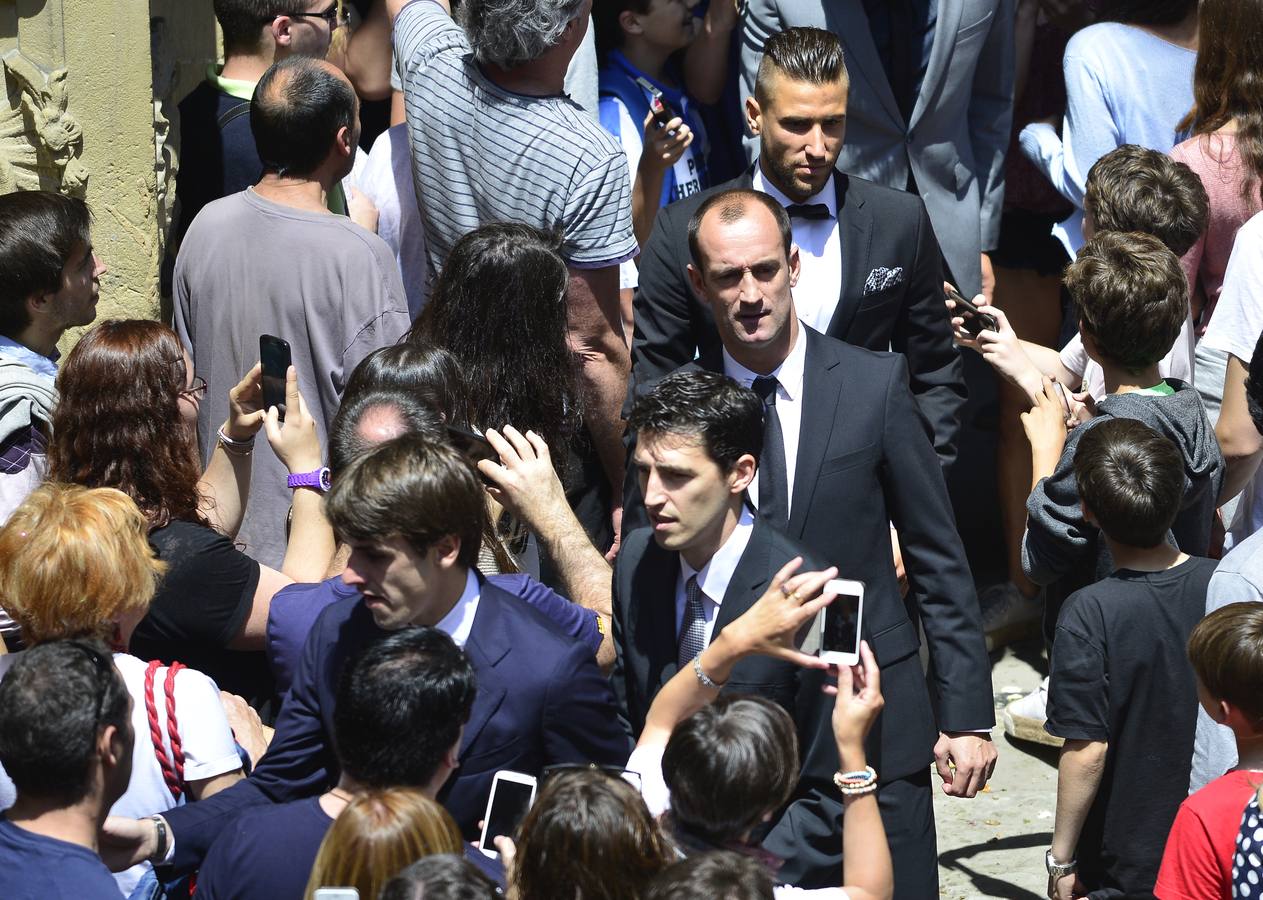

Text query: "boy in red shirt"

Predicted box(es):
[1156, 602, 1263, 899]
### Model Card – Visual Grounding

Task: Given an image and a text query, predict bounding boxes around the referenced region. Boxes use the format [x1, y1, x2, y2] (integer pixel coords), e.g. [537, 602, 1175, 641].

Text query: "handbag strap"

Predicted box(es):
[143, 659, 188, 801]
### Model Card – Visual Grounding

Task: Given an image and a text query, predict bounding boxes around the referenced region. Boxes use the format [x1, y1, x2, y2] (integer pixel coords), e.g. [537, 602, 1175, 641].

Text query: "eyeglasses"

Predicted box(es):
[541, 762, 643, 791]
[268, 5, 346, 26]
[180, 375, 208, 400]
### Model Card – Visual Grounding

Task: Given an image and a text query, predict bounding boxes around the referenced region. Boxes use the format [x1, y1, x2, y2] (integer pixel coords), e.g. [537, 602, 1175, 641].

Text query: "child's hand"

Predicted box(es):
[1021, 377, 1070, 475]
[639, 109, 693, 173]
[944, 286, 1044, 399]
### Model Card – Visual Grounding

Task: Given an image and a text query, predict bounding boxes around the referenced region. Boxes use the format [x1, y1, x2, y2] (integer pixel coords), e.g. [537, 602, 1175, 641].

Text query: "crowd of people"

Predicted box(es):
[0, 0, 1262, 897]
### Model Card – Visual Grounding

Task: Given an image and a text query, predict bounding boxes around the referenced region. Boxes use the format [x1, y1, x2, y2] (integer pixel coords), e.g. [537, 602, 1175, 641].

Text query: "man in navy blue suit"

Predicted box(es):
[103, 433, 629, 874]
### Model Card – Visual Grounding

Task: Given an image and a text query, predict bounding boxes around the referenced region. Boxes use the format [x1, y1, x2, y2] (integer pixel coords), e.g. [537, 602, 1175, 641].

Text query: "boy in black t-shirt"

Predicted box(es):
[1042, 419, 1218, 900]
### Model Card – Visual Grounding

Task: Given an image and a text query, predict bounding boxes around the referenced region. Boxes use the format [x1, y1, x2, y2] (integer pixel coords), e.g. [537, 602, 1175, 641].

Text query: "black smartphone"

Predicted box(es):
[446, 424, 497, 467]
[945, 286, 999, 337]
[260, 334, 291, 422]
[635, 76, 679, 135]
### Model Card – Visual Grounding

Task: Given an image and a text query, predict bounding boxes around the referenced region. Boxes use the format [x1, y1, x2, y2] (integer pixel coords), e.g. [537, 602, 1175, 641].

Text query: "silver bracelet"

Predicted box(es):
[216, 426, 255, 454]
[692, 653, 725, 689]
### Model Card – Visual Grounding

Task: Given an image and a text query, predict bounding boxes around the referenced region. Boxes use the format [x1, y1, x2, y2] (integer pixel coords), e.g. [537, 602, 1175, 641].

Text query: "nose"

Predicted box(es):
[341, 554, 366, 586]
[93, 254, 108, 278]
[805, 125, 827, 161]
[642, 470, 667, 511]
[737, 269, 761, 303]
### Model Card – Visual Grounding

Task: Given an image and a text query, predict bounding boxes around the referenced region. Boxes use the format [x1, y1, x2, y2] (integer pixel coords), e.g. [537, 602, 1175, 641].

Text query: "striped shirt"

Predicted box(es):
[394, 0, 636, 275]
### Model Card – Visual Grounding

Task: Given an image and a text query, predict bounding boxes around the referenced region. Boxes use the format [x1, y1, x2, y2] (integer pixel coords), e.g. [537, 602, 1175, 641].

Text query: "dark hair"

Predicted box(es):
[688, 189, 793, 271]
[0, 191, 91, 339]
[513, 769, 673, 900]
[408, 224, 580, 467]
[1063, 232, 1188, 372]
[629, 371, 763, 471]
[1187, 602, 1263, 725]
[1072, 418, 1185, 547]
[325, 433, 486, 567]
[1179, 0, 1263, 205]
[1097, 0, 1197, 26]
[380, 853, 500, 900]
[592, 0, 650, 60]
[251, 56, 356, 177]
[1247, 329, 1263, 437]
[334, 628, 476, 789]
[49, 320, 206, 528]
[646, 852, 775, 900]
[661, 695, 799, 843]
[329, 387, 448, 478]
[754, 27, 849, 107]
[213, 0, 308, 55]
[0, 640, 130, 805]
[1083, 145, 1208, 256]
[341, 342, 465, 425]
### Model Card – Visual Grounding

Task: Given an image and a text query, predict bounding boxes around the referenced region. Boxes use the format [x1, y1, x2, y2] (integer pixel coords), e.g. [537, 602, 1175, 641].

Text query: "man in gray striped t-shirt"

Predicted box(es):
[388, 0, 637, 553]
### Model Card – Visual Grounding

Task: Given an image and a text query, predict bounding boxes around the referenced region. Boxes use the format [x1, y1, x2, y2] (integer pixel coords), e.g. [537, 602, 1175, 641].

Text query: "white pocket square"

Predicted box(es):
[864, 266, 904, 295]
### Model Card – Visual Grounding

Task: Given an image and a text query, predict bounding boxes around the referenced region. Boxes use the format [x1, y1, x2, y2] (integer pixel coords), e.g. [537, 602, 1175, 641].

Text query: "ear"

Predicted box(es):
[687, 262, 707, 301]
[745, 95, 762, 135]
[1079, 500, 1096, 526]
[432, 533, 463, 569]
[336, 124, 354, 159]
[617, 8, 644, 36]
[99, 723, 127, 770]
[787, 244, 801, 288]
[272, 15, 294, 48]
[729, 452, 757, 494]
[25, 290, 53, 320]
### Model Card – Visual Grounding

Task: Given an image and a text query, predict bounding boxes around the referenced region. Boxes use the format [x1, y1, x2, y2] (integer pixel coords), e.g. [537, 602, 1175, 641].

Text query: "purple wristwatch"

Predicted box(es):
[287, 467, 331, 492]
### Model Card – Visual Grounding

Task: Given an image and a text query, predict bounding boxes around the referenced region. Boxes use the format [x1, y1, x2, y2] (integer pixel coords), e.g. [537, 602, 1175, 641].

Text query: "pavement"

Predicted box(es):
[935, 636, 1060, 899]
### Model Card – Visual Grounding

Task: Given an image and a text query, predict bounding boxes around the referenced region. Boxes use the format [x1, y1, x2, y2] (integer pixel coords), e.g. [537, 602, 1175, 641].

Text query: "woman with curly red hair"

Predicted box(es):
[47, 319, 335, 703]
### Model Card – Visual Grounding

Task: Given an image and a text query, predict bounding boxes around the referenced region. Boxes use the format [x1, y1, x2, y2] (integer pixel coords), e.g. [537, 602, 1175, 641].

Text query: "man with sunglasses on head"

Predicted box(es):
[0, 642, 135, 899]
[172, 0, 354, 255]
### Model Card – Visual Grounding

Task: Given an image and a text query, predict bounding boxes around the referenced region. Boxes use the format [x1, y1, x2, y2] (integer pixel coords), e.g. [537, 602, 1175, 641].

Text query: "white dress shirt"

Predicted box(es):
[753, 167, 842, 334]
[434, 569, 482, 648]
[674, 506, 756, 646]
[723, 327, 808, 515]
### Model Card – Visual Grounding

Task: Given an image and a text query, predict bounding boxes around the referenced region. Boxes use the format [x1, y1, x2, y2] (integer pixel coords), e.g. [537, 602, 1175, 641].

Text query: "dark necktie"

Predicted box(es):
[785, 203, 831, 221]
[678, 575, 708, 669]
[752, 375, 789, 527]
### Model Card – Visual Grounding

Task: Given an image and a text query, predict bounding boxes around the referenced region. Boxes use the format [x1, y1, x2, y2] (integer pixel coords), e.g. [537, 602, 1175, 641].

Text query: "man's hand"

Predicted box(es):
[606, 505, 623, 562]
[346, 187, 379, 234]
[980, 253, 996, 304]
[1021, 377, 1070, 480]
[933, 731, 998, 798]
[100, 816, 160, 872]
[220, 691, 272, 768]
[478, 426, 570, 531]
[1048, 872, 1084, 900]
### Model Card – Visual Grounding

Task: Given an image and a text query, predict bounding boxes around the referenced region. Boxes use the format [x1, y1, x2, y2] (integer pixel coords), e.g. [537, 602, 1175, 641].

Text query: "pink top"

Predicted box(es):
[1170, 133, 1263, 333]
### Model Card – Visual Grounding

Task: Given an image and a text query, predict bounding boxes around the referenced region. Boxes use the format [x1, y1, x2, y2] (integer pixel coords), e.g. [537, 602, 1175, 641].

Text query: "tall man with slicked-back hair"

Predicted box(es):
[174, 56, 412, 570]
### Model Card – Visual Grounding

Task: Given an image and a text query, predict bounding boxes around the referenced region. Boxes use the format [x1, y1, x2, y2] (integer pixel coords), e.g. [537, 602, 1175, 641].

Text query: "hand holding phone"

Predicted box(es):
[945, 286, 999, 337]
[479, 771, 537, 859]
[636, 76, 679, 134]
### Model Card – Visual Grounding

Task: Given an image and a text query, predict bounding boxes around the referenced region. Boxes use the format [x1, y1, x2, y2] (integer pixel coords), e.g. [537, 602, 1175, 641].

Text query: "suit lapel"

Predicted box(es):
[458, 583, 510, 756]
[788, 331, 843, 537]
[909, 0, 964, 130]
[826, 175, 873, 340]
[823, 0, 903, 126]
[711, 519, 773, 638]
[632, 539, 686, 695]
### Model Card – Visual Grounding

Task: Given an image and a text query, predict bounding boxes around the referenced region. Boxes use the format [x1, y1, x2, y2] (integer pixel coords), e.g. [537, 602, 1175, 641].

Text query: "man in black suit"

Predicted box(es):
[105, 434, 629, 873]
[638, 188, 996, 897]
[632, 27, 964, 468]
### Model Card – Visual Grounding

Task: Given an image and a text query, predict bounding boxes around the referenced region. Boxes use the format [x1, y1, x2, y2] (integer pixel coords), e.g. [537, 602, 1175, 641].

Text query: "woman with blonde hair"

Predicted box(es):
[305, 789, 464, 900]
[0, 483, 246, 896]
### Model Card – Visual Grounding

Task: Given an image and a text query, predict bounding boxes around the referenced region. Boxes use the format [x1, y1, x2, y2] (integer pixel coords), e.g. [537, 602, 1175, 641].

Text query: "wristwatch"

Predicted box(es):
[1045, 849, 1077, 878]
[287, 466, 331, 492]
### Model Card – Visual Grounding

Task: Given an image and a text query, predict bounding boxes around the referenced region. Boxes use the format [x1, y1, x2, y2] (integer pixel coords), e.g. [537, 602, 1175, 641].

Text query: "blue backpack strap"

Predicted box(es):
[599, 59, 679, 207]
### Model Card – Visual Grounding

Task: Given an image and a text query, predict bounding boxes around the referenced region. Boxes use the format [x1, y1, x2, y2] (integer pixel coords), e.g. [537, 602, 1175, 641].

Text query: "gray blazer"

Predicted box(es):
[740, 0, 1015, 295]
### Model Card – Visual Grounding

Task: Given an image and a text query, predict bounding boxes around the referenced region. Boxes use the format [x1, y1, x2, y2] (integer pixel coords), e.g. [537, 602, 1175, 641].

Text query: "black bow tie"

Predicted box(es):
[785, 203, 832, 221]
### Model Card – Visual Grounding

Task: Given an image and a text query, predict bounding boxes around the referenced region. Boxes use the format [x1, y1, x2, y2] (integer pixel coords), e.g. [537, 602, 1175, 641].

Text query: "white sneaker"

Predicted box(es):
[979, 581, 1042, 652]
[1002, 678, 1064, 748]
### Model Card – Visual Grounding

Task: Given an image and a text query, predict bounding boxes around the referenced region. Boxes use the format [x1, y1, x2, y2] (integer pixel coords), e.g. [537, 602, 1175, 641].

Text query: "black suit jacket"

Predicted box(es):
[162, 576, 631, 871]
[632, 167, 966, 466]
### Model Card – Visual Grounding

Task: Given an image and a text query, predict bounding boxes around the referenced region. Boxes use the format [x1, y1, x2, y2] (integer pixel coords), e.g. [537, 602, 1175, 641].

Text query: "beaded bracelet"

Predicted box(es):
[832, 765, 877, 795]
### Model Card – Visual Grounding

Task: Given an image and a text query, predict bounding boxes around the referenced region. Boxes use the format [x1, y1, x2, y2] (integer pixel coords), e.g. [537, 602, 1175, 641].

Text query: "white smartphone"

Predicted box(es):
[819, 579, 864, 667]
[313, 890, 359, 900]
[479, 770, 537, 858]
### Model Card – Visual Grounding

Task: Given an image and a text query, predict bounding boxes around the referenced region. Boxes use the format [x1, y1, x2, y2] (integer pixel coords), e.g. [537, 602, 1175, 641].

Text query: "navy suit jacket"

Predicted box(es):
[162, 574, 631, 871]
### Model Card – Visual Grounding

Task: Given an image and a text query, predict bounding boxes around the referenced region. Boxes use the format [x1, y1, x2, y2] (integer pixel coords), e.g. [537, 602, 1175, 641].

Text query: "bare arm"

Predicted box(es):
[188, 770, 243, 802]
[1217, 354, 1263, 506]
[682, 0, 738, 105]
[1050, 739, 1108, 898]
[631, 113, 692, 248]
[567, 264, 632, 505]
[480, 426, 616, 671]
[198, 365, 267, 538]
[334, 0, 394, 101]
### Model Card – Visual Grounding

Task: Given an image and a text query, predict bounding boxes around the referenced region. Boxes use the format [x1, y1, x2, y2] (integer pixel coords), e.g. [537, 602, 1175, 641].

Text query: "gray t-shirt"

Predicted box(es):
[1189, 528, 1263, 792]
[393, 0, 636, 276]
[174, 189, 413, 568]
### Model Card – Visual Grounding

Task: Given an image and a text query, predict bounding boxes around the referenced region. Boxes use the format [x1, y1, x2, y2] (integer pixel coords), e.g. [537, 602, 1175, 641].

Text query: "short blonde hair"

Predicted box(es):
[305, 789, 463, 900]
[0, 483, 165, 643]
